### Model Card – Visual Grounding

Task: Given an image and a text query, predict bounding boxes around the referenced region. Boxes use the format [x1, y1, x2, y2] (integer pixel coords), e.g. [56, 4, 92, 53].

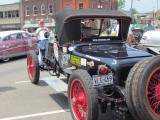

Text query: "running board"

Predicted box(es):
[43, 77, 68, 92]
[63, 66, 76, 75]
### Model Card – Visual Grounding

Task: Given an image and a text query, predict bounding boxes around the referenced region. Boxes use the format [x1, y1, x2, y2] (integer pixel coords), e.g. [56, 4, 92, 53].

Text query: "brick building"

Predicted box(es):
[58, 0, 117, 10]
[0, 3, 20, 31]
[22, 0, 117, 32]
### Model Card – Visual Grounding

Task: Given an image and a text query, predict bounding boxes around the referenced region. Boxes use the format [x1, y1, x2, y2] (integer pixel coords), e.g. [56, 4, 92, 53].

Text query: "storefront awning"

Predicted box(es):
[23, 23, 55, 28]
[23, 24, 38, 28]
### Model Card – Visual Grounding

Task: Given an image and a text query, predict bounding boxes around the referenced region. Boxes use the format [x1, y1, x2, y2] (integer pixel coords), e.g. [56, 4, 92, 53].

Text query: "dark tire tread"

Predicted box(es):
[27, 50, 40, 84]
[125, 58, 150, 120]
[131, 56, 159, 120]
[68, 69, 99, 120]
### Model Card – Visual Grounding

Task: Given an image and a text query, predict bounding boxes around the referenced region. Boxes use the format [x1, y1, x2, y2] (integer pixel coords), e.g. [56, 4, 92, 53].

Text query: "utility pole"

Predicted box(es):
[19, 0, 22, 30]
[157, 0, 159, 12]
[131, 0, 133, 18]
[153, 6, 155, 25]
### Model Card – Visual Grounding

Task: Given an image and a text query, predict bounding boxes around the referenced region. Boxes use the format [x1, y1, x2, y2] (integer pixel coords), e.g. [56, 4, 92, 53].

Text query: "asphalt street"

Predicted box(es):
[0, 56, 119, 120]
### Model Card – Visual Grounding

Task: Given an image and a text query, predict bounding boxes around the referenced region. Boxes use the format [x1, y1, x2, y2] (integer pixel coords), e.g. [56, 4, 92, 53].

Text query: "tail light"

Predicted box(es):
[99, 65, 108, 75]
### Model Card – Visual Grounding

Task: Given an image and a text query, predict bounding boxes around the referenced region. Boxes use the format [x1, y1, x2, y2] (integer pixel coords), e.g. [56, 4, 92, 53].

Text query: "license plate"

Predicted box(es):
[93, 74, 113, 87]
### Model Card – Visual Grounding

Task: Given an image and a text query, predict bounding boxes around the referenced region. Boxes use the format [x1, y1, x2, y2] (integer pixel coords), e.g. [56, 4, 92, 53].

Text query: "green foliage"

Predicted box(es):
[130, 8, 139, 14]
[118, 0, 125, 8]
[132, 16, 137, 24]
[158, 16, 160, 21]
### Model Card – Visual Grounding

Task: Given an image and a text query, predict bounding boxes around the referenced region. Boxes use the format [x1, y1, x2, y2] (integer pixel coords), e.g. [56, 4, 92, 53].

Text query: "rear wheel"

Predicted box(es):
[27, 50, 40, 84]
[131, 56, 160, 120]
[68, 69, 99, 120]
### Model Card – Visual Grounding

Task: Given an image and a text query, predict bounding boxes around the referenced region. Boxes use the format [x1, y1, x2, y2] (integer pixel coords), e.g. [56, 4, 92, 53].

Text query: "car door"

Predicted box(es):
[11, 33, 25, 55]
[0, 35, 18, 58]
[22, 32, 38, 52]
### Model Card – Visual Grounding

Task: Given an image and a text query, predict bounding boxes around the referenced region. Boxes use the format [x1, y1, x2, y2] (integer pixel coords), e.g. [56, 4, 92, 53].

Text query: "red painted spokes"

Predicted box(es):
[70, 80, 88, 120]
[28, 56, 34, 79]
[146, 67, 160, 118]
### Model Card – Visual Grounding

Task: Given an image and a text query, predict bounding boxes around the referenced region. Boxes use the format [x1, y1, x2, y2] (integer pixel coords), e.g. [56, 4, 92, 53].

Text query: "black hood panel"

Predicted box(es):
[75, 43, 151, 60]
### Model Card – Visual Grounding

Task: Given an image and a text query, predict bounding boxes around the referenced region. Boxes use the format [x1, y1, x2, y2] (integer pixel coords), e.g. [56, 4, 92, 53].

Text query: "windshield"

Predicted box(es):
[81, 18, 119, 38]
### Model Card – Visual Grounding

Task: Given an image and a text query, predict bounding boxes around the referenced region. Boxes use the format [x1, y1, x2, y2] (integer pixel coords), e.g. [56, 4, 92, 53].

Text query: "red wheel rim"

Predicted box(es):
[146, 67, 160, 118]
[70, 80, 88, 120]
[27, 56, 34, 79]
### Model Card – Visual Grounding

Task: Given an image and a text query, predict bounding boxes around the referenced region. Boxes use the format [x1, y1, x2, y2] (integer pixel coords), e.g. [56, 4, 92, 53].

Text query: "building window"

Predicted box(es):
[12, 11, 16, 17]
[25, 6, 29, 16]
[106, 5, 108, 10]
[7, 11, 11, 18]
[15, 10, 19, 17]
[4, 11, 8, 18]
[79, 3, 83, 9]
[66, 4, 70, 10]
[98, 5, 102, 9]
[91, 3, 94, 9]
[33, 5, 37, 15]
[48, 5, 53, 14]
[41, 5, 45, 15]
[0, 12, 3, 18]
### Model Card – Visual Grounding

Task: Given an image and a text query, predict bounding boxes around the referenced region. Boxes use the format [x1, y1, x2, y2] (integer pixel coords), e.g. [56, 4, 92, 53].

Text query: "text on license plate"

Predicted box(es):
[93, 74, 113, 87]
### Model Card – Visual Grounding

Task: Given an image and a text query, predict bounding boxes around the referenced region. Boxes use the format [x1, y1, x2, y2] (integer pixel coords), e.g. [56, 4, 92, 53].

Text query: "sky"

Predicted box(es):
[0, 0, 19, 5]
[123, 0, 158, 13]
[0, 0, 158, 13]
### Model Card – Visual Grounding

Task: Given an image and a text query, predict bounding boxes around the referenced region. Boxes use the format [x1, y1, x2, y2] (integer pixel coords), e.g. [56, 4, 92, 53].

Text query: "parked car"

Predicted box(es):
[0, 30, 38, 61]
[27, 10, 158, 120]
[139, 30, 160, 55]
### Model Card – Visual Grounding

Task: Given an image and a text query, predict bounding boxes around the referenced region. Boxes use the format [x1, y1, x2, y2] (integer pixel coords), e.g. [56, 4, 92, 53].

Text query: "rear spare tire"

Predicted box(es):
[27, 50, 40, 84]
[131, 56, 160, 120]
[125, 58, 150, 120]
[68, 69, 99, 120]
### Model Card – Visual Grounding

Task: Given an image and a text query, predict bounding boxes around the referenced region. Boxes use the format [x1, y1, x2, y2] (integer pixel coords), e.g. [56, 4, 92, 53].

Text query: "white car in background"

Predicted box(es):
[139, 31, 160, 55]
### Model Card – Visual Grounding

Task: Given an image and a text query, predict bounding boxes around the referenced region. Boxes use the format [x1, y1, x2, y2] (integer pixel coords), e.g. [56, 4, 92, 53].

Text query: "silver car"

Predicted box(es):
[139, 31, 160, 55]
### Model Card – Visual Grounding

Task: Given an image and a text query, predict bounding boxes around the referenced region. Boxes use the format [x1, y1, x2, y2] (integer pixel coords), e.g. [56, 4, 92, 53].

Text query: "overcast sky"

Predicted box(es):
[123, 0, 158, 13]
[0, 0, 158, 13]
[0, 0, 19, 5]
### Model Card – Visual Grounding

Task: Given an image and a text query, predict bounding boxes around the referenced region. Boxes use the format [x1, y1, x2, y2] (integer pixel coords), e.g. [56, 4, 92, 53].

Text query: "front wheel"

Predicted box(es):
[68, 70, 99, 120]
[27, 50, 40, 84]
[3, 57, 10, 62]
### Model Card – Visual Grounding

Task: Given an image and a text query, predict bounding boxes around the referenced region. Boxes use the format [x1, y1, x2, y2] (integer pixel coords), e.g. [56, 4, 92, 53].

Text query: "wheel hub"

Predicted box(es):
[28, 56, 34, 79]
[70, 80, 88, 120]
[147, 67, 160, 118]
[72, 93, 86, 105]
[155, 84, 160, 101]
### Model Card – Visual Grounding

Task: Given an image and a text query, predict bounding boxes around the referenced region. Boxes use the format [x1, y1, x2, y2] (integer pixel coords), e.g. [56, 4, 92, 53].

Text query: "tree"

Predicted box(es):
[118, 0, 125, 9]
[130, 8, 138, 15]
[132, 15, 138, 24]
[130, 8, 138, 23]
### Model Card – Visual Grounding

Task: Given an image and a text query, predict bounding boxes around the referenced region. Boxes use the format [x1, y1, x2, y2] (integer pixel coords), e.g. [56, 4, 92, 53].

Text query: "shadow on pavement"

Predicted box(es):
[49, 92, 69, 110]
[0, 55, 26, 64]
[49, 91, 120, 120]
[37, 80, 49, 87]
[0, 86, 16, 92]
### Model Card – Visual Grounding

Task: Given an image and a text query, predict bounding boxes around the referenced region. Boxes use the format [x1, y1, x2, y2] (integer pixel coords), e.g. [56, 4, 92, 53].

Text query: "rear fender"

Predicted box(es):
[146, 47, 159, 55]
